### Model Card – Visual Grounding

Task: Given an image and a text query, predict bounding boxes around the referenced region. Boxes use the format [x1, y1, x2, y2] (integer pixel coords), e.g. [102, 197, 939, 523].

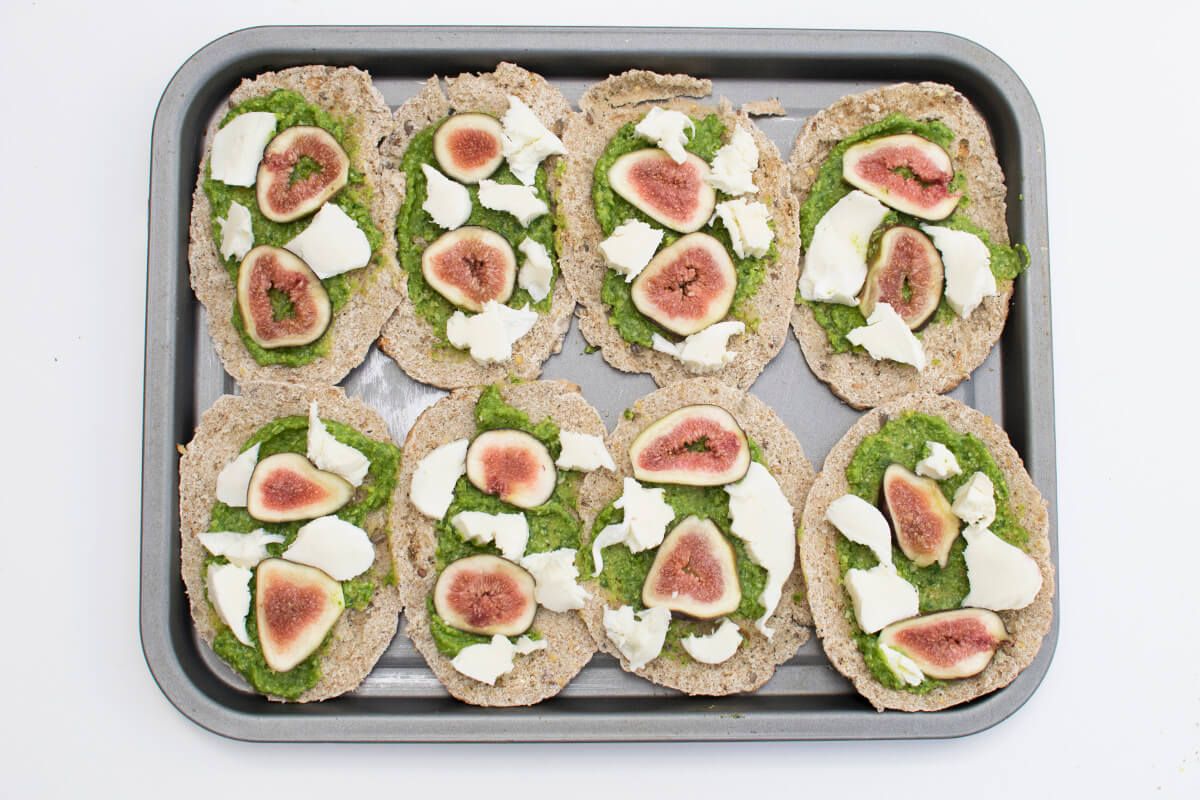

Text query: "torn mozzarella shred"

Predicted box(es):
[282, 202, 371, 279]
[603, 605, 671, 670]
[197, 529, 284, 570]
[555, 431, 616, 472]
[599, 219, 663, 281]
[421, 163, 472, 230]
[922, 224, 997, 318]
[633, 107, 694, 163]
[680, 618, 743, 664]
[825, 493, 893, 567]
[961, 525, 1042, 611]
[477, 180, 548, 226]
[590, 478, 675, 575]
[880, 643, 924, 686]
[651, 321, 744, 374]
[706, 127, 759, 195]
[952, 471, 996, 527]
[500, 95, 566, 186]
[798, 190, 889, 305]
[517, 237, 554, 303]
[206, 563, 253, 646]
[217, 201, 254, 261]
[714, 198, 773, 259]
[281, 516, 375, 581]
[445, 301, 538, 364]
[915, 441, 962, 480]
[215, 442, 260, 507]
[846, 302, 927, 370]
[520, 548, 590, 612]
[307, 401, 370, 486]
[409, 439, 469, 519]
[724, 462, 796, 637]
[450, 511, 530, 563]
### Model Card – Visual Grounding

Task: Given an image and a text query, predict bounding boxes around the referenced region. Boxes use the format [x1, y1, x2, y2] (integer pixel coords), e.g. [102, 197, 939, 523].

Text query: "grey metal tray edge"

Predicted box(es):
[141, 25, 1057, 742]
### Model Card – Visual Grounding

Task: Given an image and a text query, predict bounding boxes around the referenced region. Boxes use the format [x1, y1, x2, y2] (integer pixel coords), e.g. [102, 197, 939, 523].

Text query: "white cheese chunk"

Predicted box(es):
[798, 190, 889, 304]
[445, 301, 538, 364]
[450, 511, 530, 563]
[603, 605, 671, 670]
[598, 219, 664, 281]
[215, 442, 261, 507]
[652, 320, 744, 375]
[922, 224, 998, 318]
[514, 635, 547, 655]
[421, 163, 471, 230]
[880, 643, 925, 686]
[714, 198, 773, 259]
[952, 471, 996, 527]
[844, 564, 919, 634]
[206, 563, 253, 646]
[680, 618, 743, 665]
[915, 441, 963, 480]
[706, 127, 759, 195]
[634, 107, 694, 164]
[209, 111, 276, 187]
[197, 529, 284, 570]
[725, 462, 796, 637]
[306, 401, 369, 487]
[410, 439, 469, 520]
[216, 201, 254, 261]
[846, 302, 927, 370]
[450, 634, 517, 685]
[517, 237, 554, 303]
[281, 516, 375, 581]
[501, 95, 567, 186]
[590, 478, 676, 575]
[825, 493, 893, 567]
[520, 548, 590, 612]
[477, 180, 548, 226]
[555, 431, 616, 472]
[962, 525, 1043, 611]
[283, 202, 371, 279]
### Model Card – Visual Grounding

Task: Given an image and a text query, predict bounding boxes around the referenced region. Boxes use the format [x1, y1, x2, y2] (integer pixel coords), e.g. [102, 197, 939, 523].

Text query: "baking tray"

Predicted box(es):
[141, 26, 1058, 741]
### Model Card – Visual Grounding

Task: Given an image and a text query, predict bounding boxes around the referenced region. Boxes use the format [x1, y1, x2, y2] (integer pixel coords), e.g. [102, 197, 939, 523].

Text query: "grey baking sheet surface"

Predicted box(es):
[141, 26, 1057, 741]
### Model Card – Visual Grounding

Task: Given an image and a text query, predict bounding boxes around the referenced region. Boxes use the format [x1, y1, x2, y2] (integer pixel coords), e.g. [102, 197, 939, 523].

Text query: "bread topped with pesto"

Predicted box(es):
[188, 66, 402, 386]
[790, 82, 1029, 409]
[557, 70, 800, 390]
[377, 63, 575, 389]
[576, 378, 814, 695]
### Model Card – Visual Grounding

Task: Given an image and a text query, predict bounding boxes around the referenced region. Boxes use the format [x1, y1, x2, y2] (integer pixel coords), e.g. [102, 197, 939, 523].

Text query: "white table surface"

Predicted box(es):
[4, 0, 1197, 795]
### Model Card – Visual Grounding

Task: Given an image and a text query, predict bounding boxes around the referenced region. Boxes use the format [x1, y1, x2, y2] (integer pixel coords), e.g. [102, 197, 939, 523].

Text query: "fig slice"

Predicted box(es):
[610, 148, 716, 233]
[630, 404, 751, 487]
[859, 226, 945, 330]
[433, 554, 536, 636]
[255, 126, 350, 223]
[236, 246, 332, 349]
[642, 516, 741, 619]
[245, 452, 353, 523]
[881, 463, 960, 568]
[630, 233, 736, 336]
[842, 133, 962, 221]
[433, 113, 505, 184]
[255, 558, 345, 673]
[465, 429, 556, 509]
[877, 608, 1010, 680]
[421, 227, 517, 313]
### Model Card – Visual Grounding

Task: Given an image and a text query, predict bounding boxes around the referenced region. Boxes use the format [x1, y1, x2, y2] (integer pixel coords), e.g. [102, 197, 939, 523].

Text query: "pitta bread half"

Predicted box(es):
[377, 63, 575, 389]
[799, 392, 1054, 711]
[789, 82, 1016, 409]
[179, 382, 403, 702]
[558, 71, 800, 390]
[188, 66, 402, 386]
[577, 378, 815, 695]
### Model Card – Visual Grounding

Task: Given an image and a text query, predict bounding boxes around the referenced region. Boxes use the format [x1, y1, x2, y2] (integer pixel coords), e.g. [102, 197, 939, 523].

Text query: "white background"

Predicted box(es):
[4, 0, 1197, 796]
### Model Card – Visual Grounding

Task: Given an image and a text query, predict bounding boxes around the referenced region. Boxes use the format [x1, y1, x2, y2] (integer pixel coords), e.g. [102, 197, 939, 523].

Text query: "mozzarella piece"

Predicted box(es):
[410, 439, 469, 519]
[446, 301, 539, 364]
[206, 563, 253, 646]
[520, 548, 590, 612]
[651, 321, 744, 374]
[922, 224, 998, 318]
[599, 219, 664, 281]
[306, 401, 370, 487]
[952, 471, 996, 527]
[450, 511, 530, 563]
[825, 493, 893, 567]
[706, 127, 759, 195]
[962, 525, 1043, 611]
[500, 95, 567, 186]
[634, 107, 694, 164]
[517, 237, 554, 303]
[215, 442, 261, 507]
[590, 478, 676, 575]
[798, 190, 889, 304]
[714, 198, 773, 259]
[846, 302, 927, 370]
[216, 201, 254, 261]
[725, 462, 796, 637]
[283, 203, 371, 279]
[477, 180, 548, 226]
[209, 111, 277, 186]
[421, 164, 471, 230]
[555, 431, 616, 472]
[880, 643, 925, 686]
[450, 634, 517, 685]
[680, 618, 743, 664]
[916, 441, 962, 480]
[281, 516, 375, 581]
[844, 564, 919, 634]
[603, 605, 671, 670]
[197, 529, 284, 569]
[514, 635, 547, 655]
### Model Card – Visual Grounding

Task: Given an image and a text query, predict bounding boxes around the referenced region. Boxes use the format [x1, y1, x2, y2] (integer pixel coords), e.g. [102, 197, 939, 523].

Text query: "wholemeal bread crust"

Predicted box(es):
[377, 64, 575, 389]
[799, 392, 1054, 711]
[558, 71, 801, 390]
[188, 66, 403, 386]
[789, 82, 1015, 409]
[390, 380, 602, 706]
[577, 378, 815, 695]
[179, 382, 403, 703]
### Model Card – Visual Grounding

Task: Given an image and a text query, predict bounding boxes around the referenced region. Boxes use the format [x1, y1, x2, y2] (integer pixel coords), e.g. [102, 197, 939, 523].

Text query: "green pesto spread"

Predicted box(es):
[836, 411, 1030, 693]
[593, 115, 777, 348]
[395, 118, 558, 348]
[202, 90, 384, 368]
[204, 414, 401, 699]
